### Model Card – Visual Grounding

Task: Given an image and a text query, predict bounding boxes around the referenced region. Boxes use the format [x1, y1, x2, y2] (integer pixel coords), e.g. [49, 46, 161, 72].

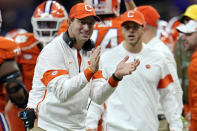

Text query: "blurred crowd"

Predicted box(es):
[0, 0, 197, 35]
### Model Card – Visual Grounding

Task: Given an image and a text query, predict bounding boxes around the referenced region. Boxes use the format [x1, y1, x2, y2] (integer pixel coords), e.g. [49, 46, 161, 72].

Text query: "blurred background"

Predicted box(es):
[0, 0, 196, 35]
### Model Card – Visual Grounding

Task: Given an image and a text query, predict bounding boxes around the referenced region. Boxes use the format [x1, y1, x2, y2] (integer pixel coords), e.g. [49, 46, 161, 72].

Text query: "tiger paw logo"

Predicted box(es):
[85, 4, 93, 12]
[51, 71, 58, 76]
[88, 61, 91, 65]
[23, 54, 32, 60]
[145, 64, 151, 69]
[15, 35, 28, 43]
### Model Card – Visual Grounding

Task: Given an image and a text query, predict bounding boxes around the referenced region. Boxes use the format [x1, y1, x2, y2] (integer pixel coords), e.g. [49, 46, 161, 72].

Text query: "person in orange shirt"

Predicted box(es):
[5, 1, 67, 131]
[5, 28, 27, 40]
[176, 20, 197, 131]
[87, 0, 136, 52]
[0, 10, 28, 131]
[57, 20, 68, 35]
[86, 0, 123, 51]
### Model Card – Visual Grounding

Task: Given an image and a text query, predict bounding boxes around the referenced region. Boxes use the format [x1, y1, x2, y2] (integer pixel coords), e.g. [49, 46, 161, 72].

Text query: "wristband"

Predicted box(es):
[124, 0, 132, 2]
[112, 73, 122, 81]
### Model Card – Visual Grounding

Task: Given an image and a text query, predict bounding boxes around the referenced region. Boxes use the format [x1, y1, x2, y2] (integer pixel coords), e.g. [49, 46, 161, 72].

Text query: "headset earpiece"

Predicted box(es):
[63, 31, 76, 48]
[82, 39, 95, 51]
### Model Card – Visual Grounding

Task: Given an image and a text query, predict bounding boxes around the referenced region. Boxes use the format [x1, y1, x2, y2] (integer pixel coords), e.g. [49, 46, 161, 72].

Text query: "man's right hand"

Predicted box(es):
[89, 46, 101, 73]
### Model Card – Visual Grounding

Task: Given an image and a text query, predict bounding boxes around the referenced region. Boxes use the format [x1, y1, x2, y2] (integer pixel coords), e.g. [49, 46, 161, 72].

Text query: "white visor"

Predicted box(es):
[176, 20, 197, 33]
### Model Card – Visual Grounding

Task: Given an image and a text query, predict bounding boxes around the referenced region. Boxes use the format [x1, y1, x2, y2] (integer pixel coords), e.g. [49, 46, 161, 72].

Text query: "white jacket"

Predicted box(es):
[28, 34, 117, 131]
[86, 43, 183, 131]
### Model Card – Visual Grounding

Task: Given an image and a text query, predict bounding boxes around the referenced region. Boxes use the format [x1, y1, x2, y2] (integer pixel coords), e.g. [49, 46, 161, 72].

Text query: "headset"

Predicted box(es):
[63, 31, 95, 51]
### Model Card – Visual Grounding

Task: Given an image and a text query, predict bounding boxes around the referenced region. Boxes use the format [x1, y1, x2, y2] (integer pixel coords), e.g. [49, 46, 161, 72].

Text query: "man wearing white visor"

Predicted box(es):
[177, 20, 197, 131]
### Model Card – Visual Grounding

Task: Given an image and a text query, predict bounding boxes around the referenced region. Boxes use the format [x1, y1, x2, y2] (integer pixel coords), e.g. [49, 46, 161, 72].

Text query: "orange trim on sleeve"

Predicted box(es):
[108, 76, 118, 88]
[84, 67, 94, 82]
[36, 90, 48, 126]
[104, 102, 107, 109]
[157, 74, 173, 89]
[36, 90, 47, 112]
[92, 70, 105, 80]
[41, 70, 69, 87]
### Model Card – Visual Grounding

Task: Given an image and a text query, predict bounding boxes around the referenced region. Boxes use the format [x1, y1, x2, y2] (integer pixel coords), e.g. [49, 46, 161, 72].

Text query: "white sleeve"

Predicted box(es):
[47, 57, 116, 103]
[89, 78, 116, 105]
[158, 59, 183, 131]
[27, 52, 48, 109]
[47, 72, 89, 102]
[165, 55, 183, 110]
[36, 40, 116, 103]
[86, 100, 104, 129]
[27, 84, 46, 109]
[89, 57, 116, 105]
[38, 45, 90, 102]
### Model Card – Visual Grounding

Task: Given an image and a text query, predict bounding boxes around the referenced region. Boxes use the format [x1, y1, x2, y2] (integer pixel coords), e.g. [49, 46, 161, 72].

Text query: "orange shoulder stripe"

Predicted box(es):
[158, 74, 173, 89]
[41, 70, 69, 87]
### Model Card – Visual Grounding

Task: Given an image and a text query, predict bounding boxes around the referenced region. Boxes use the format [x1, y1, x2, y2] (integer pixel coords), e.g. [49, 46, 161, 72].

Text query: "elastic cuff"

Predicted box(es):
[112, 73, 122, 81]
[84, 67, 94, 82]
[108, 76, 119, 88]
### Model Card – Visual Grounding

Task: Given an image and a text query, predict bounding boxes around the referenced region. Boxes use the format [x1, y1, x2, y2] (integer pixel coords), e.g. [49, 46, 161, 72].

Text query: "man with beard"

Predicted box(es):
[177, 20, 197, 131]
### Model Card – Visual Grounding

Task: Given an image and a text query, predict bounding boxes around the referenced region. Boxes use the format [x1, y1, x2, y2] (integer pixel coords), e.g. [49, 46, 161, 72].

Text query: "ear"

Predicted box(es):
[121, 26, 125, 33]
[68, 19, 72, 26]
[143, 25, 147, 31]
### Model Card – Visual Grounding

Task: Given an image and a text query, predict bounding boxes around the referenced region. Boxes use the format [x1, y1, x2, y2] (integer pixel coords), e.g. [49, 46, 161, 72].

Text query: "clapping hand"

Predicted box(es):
[88, 46, 101, 73]
[114, 56, 140, 80]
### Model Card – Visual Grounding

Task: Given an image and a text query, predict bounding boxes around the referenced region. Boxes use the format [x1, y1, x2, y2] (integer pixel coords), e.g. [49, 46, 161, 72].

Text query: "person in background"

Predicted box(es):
[176, 20, 197, 131]
[86, 9, 183, 131]
[173, 4, 197, 120]
[0, 10, 28, 131]
[83, 0, 136, 130]
[5, 28, 27, 40]
[137, 5, 183, 131]
[4, 1, 67, 131]
[3, 28, 27, 130]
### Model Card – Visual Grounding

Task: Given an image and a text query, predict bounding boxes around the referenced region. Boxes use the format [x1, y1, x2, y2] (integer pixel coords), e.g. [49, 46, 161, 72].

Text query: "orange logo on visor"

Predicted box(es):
[51, 71, 58, 75]
[127, 11, 135, 18]
[85, 5, 93, 12]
